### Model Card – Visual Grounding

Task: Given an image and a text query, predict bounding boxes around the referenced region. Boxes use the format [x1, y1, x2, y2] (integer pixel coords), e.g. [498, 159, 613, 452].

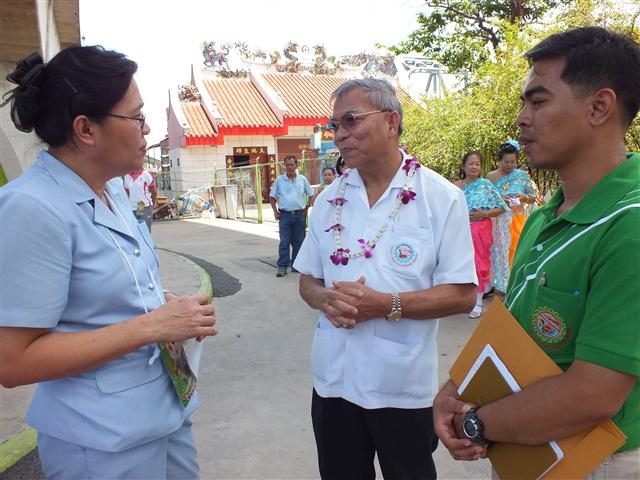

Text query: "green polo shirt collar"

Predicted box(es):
[548, 153, 639, 224]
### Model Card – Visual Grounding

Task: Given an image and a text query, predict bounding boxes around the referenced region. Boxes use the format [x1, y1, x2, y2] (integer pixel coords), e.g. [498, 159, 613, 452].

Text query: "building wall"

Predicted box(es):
[0, 62, 43, 183]
[171, 134, 276, 194]
[168, 125, 322, 195]
[0, 0, 78, 183]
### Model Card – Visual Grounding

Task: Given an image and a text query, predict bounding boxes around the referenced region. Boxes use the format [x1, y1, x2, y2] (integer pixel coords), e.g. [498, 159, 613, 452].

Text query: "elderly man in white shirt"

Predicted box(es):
[294, 78, 477, 480]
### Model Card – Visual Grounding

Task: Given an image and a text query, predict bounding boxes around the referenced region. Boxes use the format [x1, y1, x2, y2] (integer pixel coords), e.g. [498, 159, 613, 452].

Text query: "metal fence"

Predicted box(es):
[157, 157, 337, 223]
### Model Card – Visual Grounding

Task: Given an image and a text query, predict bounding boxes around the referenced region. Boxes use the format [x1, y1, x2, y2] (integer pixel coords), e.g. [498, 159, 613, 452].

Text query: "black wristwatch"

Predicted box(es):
[462, 407, 492, 445]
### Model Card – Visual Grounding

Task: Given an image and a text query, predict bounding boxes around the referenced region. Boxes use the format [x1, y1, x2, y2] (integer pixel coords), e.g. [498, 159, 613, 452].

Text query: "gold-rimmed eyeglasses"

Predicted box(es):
[326, 109, 391, 133]
[104, 113, 146, 129]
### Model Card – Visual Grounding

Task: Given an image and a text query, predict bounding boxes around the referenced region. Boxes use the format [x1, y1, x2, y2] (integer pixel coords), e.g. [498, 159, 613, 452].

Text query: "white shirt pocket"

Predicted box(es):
[381, 223, 435, 280]
[366, 335, 430, 397]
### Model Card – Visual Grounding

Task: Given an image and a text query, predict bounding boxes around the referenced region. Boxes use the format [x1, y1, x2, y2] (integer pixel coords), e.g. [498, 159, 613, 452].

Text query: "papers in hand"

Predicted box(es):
[159, 341, 197, 408]
[458, 344, 564, 480]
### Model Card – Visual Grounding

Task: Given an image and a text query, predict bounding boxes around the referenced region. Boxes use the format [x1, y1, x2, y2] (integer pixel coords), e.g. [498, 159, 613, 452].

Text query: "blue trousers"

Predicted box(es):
[37, 417, 198, 479]
[277, 210, 306, 268]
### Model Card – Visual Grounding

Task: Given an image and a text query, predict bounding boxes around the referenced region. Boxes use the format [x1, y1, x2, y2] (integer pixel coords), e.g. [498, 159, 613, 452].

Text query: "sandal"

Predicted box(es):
[482, 287, 495, 299]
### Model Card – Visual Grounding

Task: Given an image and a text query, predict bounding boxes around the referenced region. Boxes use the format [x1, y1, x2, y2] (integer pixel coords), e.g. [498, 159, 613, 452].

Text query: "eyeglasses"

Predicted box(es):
[104, 113, 146, 129]
[326, 109, 391, 133]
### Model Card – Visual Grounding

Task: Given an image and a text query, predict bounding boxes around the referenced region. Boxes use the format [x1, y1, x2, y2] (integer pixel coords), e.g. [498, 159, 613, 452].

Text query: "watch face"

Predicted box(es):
[463, 418, 478, 439]
[387, 310, 401, 322]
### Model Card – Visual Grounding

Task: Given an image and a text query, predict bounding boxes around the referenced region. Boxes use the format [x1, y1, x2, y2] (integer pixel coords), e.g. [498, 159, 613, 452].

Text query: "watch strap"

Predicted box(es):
[463, 407, 492, 446]
[386, 292, 401, 322]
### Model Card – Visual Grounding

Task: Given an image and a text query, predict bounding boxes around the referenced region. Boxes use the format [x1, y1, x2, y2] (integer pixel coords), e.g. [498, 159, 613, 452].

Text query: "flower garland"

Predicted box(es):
[326, 155, 421, 266]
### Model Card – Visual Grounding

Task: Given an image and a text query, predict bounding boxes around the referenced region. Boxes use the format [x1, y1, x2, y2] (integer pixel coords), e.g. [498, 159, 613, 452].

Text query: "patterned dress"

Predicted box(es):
[461, 179, 508, 292]
[491, 169, 534, 292]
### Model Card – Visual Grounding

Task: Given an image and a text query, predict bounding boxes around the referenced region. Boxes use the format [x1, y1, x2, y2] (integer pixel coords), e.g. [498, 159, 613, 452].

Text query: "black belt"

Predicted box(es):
[281, 209, 304, 214]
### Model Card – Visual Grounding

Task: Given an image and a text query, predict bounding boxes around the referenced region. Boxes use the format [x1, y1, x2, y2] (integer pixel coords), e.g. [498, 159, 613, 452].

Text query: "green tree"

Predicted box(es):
[401, 0, 640, 195]
[390, 0, 560, 72]
[402, 22, 533, 178]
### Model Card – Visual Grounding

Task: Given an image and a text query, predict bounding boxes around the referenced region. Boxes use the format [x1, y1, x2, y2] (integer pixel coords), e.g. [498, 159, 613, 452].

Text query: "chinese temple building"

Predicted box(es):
[165, 41, 452, 195]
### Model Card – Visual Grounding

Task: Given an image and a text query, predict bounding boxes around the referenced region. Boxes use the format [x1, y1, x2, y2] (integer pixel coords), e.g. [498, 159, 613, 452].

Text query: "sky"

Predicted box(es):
[79, 0, 428, 145]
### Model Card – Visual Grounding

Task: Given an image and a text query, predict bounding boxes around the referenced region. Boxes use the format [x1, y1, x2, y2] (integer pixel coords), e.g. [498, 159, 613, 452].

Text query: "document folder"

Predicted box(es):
[449, 299, 626, 479]
[458, 344, 563, 479]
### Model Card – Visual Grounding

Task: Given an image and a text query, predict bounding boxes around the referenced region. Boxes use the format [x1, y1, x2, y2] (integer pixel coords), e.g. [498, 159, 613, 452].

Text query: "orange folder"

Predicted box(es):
[449, 299, 627, 480]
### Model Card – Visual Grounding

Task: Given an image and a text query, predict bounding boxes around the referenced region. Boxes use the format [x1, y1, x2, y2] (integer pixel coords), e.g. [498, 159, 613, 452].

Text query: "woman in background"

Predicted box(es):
[455, 151, 507, 318]
[0, 46, 216, 479]
[487, 141, 535, 293]
[309, 165, 336, 206]
[519, 162, 546, 216]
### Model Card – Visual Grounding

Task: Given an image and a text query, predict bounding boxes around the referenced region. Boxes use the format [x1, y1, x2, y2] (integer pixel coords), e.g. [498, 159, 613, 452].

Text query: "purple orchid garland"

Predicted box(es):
[328, 155, 421, 266]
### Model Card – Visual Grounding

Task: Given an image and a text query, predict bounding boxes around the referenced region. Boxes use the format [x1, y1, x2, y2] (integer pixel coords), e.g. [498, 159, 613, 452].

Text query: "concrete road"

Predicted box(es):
[160, 217, 492, 479]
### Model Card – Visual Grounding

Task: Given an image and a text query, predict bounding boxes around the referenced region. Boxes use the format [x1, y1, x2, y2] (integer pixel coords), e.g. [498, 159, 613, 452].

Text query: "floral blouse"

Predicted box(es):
[461, 178, 508, 212]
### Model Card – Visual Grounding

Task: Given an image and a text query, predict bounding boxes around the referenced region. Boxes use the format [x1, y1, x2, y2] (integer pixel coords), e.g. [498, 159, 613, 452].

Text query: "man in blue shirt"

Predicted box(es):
[269, 155, 314, 277]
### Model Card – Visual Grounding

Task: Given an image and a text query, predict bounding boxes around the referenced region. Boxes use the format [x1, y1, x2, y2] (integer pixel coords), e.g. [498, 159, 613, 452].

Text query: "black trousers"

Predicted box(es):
[311, 389, 439, 480]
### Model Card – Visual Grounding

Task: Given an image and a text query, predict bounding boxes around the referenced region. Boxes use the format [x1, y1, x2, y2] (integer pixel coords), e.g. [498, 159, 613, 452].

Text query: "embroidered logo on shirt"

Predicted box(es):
[391, 242, 417, 266]
[531, 307, 569, 347]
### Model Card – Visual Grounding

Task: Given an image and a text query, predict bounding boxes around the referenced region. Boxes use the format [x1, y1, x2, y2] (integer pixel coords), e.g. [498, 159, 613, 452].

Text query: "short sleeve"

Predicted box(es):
[0, 189, 72, 328]
[432, 188, 478, 287]
[269, 177, 279, 198]
[293, 208, 325, 279]
[305, 178, 314, 196]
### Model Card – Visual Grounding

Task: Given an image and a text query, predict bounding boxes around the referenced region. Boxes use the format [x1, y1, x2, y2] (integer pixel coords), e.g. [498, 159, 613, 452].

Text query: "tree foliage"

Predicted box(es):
[401, 0, 640, 195]
[390, 0, 560, 73]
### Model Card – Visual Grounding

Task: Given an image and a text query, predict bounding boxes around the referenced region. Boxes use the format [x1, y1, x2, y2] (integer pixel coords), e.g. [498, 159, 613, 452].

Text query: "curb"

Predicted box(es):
[160, 249, 214, 300]
[0, 253, 213, 474]
[0, 428, 36, 473]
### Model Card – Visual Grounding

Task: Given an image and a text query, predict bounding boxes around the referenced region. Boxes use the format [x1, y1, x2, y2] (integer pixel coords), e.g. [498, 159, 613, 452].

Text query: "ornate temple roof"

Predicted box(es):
[201, 78, 281, 129]
[261, 73, 346, 123]
[172, 41, 427, 145]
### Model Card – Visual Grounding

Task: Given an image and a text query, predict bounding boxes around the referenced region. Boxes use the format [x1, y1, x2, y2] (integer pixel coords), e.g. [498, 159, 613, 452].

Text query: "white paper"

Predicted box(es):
[457, 344, 520, 394]
[184, 338, 204, 377]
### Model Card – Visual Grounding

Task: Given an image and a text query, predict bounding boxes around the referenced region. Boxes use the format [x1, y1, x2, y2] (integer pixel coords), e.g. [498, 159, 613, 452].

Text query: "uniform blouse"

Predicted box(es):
[0, 151, 196, 451]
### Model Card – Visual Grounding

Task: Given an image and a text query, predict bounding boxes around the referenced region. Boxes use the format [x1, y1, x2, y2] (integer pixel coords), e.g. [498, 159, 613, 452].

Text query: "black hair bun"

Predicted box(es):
[6, 53, 45, 86]
[2, 52, 46, 132]
[499, 139, 520, 153]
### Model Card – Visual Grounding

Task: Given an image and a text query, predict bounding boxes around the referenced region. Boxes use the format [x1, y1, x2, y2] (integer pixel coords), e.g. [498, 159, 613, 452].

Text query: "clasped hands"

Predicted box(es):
[433, 380, 489, 461]
[321, 276, 380, 329]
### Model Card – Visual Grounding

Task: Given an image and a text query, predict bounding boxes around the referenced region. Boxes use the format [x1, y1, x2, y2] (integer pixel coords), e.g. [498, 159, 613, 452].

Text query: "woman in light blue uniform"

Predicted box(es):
[0, 47, 217, 479]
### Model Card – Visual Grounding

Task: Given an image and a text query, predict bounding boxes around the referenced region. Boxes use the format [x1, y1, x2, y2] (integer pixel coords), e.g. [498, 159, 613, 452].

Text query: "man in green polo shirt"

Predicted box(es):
[433, 26, 639, 478]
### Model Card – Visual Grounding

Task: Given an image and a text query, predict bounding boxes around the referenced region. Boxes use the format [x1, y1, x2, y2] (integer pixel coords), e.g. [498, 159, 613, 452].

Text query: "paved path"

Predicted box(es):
[1, 215, 493, 479]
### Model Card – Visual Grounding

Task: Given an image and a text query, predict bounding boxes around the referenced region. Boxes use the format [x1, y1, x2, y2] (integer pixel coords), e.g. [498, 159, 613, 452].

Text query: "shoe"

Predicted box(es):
[291, 267, 299, 273]
[483, 287, 495, 299]
[276, 267, 287, 277]
[468, 306, 482, 319]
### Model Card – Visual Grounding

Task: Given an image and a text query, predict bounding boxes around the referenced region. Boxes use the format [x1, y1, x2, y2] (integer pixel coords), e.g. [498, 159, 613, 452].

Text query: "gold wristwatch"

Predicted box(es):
[386, 292, 402, 322]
